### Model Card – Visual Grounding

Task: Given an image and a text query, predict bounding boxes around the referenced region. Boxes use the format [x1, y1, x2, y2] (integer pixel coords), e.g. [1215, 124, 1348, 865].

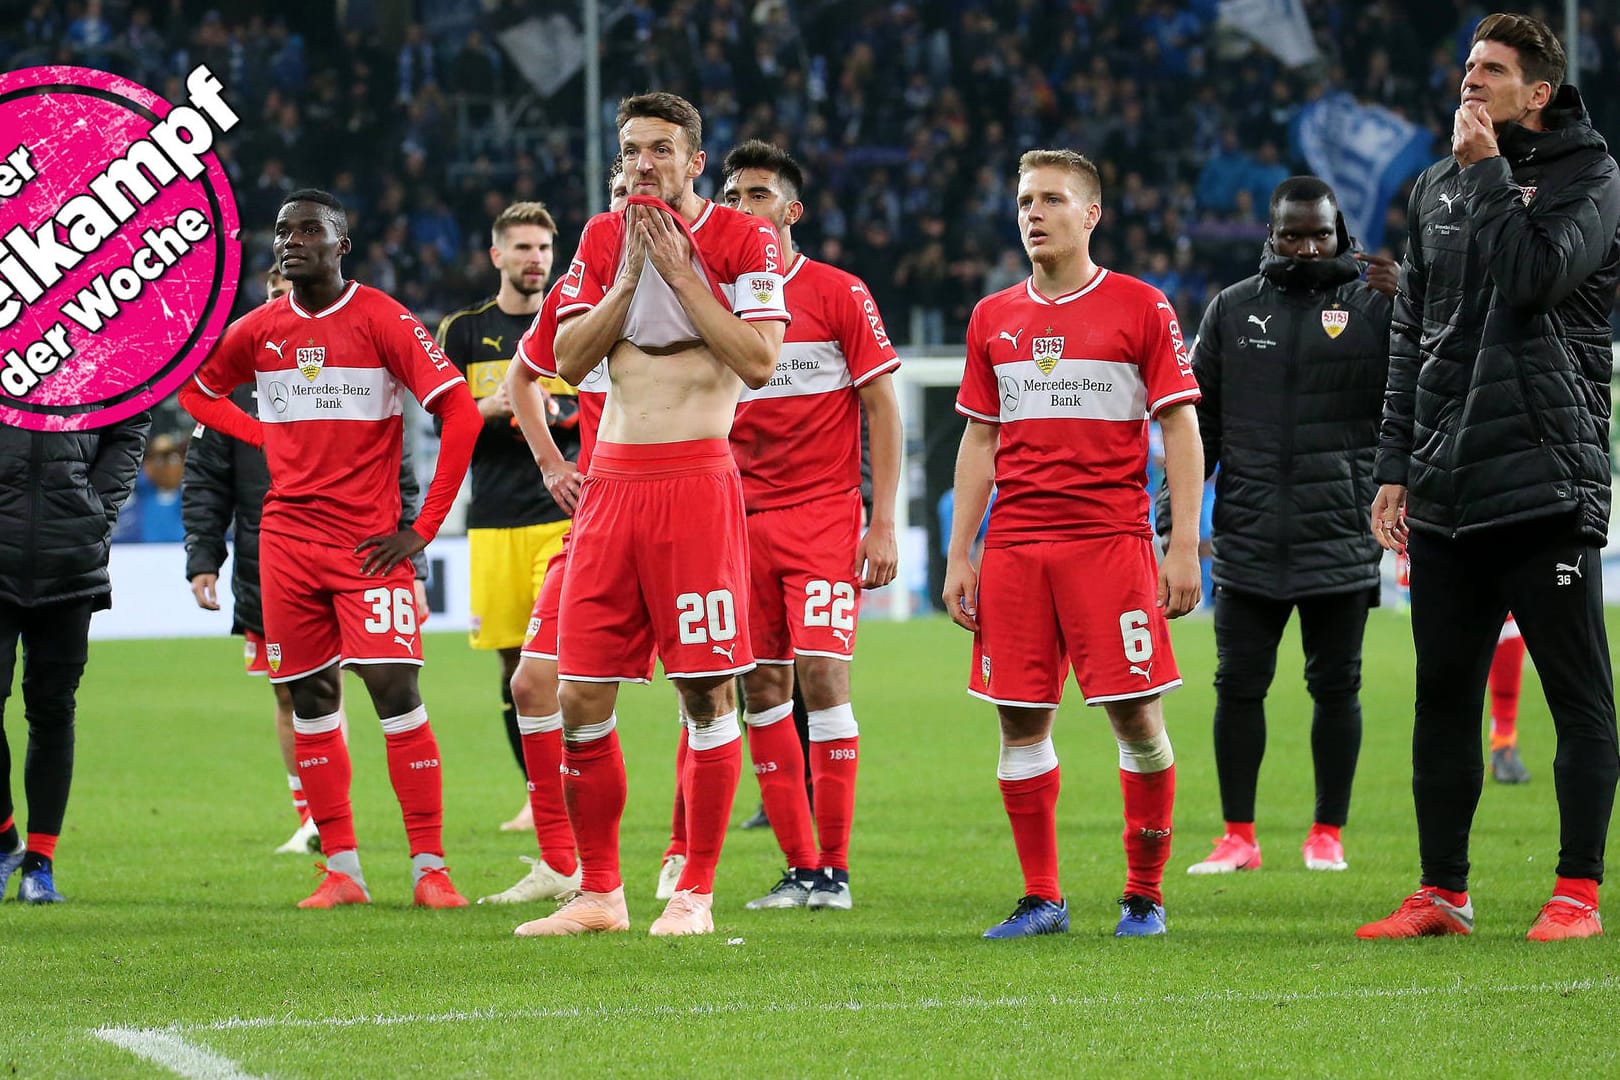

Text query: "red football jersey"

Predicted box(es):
[191, 281, 464, 547]
[556, 198, 789, 329]
[518, 279, 607, 472]
[731, 256, 900, 511]
[956, 270, 1200, 544]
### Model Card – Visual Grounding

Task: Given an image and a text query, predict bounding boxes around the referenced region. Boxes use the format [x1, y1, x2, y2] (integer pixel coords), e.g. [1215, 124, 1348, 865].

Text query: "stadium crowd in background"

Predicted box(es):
[10, 0, 1620, 455]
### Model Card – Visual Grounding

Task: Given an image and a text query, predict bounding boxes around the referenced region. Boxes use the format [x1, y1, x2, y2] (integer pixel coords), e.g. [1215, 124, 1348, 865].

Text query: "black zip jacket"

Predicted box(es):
[1162, 223, 1392, 598]
[1375, 86, 1620, 543]
[0, 414, 151, 610]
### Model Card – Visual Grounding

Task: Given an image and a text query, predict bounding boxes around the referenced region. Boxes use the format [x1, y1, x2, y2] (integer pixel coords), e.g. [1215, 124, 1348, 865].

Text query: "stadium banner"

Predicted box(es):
[1217, 0, 1320, 68]
[1292, 92, 1435, 251]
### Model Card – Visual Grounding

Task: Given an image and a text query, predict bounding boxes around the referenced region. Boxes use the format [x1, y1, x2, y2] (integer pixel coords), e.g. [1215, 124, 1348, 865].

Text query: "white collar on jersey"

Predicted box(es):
[1024, 268, 1109, 306]
[288, 280, 360, 319]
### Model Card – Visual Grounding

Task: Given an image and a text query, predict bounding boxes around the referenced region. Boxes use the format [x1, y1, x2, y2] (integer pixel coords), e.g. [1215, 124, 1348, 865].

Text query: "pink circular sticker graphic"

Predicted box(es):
[0, 65, 241, 431]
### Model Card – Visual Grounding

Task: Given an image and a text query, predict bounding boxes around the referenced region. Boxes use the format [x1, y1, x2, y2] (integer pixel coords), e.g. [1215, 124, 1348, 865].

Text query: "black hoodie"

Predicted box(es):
[1375, 85, 1620, 543]
[1158, 215, 1393, 599]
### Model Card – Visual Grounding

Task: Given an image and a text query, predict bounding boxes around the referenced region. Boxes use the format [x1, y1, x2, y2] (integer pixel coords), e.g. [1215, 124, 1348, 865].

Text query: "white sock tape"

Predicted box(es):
[744, 702, 794, 728]
[564, 712, 618, 744]
[517, 710, 563, 736]
[687, 710, 742, 752]
[1117, 730, 1174, 774]
[378, 704, 429, 736]
[807, 703, 858, 742]
[292, 709, 343, 736]
[997, 737, 1059, 782]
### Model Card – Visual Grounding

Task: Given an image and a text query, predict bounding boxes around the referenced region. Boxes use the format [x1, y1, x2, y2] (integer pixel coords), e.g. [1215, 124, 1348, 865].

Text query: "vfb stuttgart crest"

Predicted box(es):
[750, 276, 776, 305]
[1321, 309, 1349, 339]
[266, 642, 282, 673]
[1031, 335, 1064, 375]
[980, 653, 992, 687]
[296, 345, 326, 381]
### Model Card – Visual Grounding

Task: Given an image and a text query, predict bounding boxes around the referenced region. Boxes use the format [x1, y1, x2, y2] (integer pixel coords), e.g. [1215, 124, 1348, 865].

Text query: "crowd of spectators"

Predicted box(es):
[8, 0, 1620, 468]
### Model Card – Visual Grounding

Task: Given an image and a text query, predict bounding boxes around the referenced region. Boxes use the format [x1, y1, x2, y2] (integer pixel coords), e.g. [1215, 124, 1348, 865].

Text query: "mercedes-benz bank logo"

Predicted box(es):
[999, 375, 1020, 412]
[267, 381, 290, 414]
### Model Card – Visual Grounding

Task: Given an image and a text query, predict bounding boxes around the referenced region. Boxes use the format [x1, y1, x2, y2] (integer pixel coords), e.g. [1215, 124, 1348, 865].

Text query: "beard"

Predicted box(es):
[506, 271, 546, 297]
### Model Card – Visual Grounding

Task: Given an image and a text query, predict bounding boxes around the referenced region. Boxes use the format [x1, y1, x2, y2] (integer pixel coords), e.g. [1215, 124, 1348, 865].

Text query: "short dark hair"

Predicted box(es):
[1269, 175, 1338, 219]
[279, 188, 349, 233]
[1472, 12, 1565, 94]
[721, 139, 806, 201]
[616, 92, 703, 155]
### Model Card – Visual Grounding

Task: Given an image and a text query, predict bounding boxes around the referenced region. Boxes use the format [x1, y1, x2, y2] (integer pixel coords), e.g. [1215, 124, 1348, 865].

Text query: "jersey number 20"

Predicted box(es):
[677, 590, 737, 644]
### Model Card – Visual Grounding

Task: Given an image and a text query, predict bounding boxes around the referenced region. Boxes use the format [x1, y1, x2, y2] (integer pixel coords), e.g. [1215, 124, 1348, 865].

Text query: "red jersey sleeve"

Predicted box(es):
[516, 283, 564, 377]
[717, 215, 789, 324]
[190, 312, 258, 399]
[556, 213, 621, 321]
[1139, 289, 1201, 416]
[368, 291, 466, 408]
[955, 301, 1000, 424]
[838, 275, 901, 386]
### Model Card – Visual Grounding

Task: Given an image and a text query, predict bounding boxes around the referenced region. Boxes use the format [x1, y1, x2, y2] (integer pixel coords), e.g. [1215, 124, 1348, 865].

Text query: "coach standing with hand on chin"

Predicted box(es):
[1361, 12, 1620, 943]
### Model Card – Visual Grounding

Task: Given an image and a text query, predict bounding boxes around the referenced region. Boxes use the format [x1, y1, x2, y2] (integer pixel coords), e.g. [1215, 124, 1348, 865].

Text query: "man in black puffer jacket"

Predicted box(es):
[0, 413, 150, 902]
[1163, 177, 1394, 878]
[1363, 13, 1620, 942]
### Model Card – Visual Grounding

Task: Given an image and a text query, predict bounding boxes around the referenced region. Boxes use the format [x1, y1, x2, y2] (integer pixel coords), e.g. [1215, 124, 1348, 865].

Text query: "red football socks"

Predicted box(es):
[1000, 768, 1061, 903]
[1489, 634, 1527, 749]
[294, 719, 357, 856]
[1121, 764, 1176, 905]
[747, 706, 817, 869]
[563, 725, 626, 893]
[812, 737, 859, 871]
[665, 724, 689, 859]
[520, 725, 577, 876]
[676, 716, 743, 894]
[288, 774, 311, 824]
[1554, 876, 1599, 908]
[382, 713, 445, 858]
[25, 832, 57, 861]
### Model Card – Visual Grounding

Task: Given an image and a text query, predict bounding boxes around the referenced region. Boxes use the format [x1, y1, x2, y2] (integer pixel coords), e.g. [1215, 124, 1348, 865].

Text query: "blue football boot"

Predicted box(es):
[1115, 894, 1166, 936]
[983, 895, 1069, 939]
[0, 847, 22, 898]
[18, 866, 64, 904]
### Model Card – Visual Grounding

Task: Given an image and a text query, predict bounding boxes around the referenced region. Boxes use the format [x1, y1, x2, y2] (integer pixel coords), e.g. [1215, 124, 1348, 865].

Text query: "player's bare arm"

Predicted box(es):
[1156, 401, 1204, 618]
[857, 373, 902, 588]
[505, 357, 581, 514]
[638, 204, 780, 389]
[943, 420, 998, 632]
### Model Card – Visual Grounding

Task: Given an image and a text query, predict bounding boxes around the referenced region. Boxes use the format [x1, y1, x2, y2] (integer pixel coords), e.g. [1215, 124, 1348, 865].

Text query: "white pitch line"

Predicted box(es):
[92, 1026, 265, 1080]
[132, 973, 1618, 1036]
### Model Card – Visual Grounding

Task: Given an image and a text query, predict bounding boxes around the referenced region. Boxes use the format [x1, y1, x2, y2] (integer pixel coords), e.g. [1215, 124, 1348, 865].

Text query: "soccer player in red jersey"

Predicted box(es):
[514, 92, 788, 937]
[478, 166, 633, 909]
[943, 150, 1205, 939]
[178, 189, 481, 909]
[720, 140, 902, 912]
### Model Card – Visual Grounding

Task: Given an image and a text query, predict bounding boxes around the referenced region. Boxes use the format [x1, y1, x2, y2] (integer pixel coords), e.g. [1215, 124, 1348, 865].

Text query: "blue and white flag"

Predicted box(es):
[1218, 0, 1319, 68]
[1291, 93, 1436, 251]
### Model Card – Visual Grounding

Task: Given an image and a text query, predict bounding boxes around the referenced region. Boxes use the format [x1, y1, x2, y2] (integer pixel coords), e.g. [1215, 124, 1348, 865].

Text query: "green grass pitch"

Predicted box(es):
[2, 610, 1616, 1077]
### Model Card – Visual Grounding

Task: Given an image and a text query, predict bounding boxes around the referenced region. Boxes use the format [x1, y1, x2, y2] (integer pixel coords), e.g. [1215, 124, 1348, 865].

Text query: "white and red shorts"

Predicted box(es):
[259, 533, 423, 684]
[747, 490, 863, 665]
[520, 539, 570, 661]
[244, 629, 270, 676]
[970, 534, 1181, 708]
[558, 439, 753, 682]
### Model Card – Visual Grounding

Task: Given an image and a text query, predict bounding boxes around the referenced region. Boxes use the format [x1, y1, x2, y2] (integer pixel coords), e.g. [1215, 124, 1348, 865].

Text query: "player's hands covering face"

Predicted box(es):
[635, 203, 695, 284]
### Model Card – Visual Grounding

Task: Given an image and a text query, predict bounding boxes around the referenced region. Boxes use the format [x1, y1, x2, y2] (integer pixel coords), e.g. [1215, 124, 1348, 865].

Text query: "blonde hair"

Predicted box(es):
[1018, 149, 1102, 203]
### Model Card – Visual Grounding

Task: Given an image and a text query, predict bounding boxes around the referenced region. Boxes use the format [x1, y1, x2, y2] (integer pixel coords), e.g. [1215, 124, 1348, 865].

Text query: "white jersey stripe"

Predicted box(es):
[255, 366, 405, 424]
[992, 358, 1147, 423]
[740, 339, 853, 401]
[1149, 386, 1202, 416]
